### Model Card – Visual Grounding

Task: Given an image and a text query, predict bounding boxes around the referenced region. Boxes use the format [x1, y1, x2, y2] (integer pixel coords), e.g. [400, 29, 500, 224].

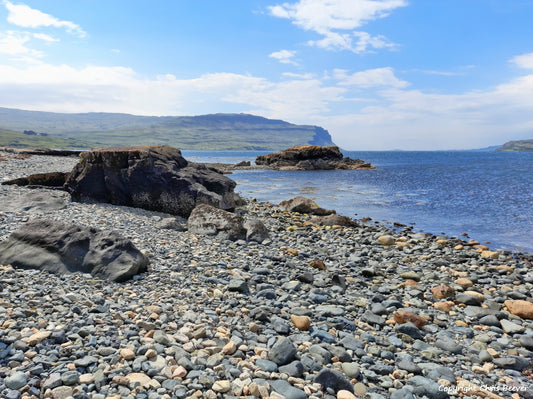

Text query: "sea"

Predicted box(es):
[183, 150, 533, 253]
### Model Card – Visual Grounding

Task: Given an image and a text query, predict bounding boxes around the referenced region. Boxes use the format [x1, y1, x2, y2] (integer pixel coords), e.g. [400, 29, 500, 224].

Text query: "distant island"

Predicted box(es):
[497, 139, 533, 152]
[0, 107, 335, 151]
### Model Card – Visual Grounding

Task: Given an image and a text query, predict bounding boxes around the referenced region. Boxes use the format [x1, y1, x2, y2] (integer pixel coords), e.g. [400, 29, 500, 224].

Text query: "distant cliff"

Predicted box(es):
[497, 139, 533, 152]
[0, 107, 335, 150]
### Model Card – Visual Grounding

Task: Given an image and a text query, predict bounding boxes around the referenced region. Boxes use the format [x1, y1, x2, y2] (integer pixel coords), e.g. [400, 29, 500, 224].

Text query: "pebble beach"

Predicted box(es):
[0, 150, 532, 399]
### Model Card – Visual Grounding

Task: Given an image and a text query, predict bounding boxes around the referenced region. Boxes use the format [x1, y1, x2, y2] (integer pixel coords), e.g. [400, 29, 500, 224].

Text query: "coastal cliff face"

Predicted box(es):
[255, 145, 375, 170]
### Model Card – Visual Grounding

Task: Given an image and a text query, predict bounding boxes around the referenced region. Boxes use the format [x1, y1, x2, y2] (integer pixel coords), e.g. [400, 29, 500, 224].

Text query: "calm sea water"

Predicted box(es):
[183, 150, 533, 253]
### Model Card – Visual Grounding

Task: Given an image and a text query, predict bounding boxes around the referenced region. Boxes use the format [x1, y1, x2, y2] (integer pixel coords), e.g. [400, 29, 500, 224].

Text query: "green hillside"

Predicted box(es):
[497, 139, 533, 152]
[0, 128, 92, 149]
[0, 107, 335, 150]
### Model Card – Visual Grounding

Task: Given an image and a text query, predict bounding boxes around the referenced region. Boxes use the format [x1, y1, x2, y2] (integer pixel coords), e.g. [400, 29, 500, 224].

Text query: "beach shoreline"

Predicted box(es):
[0, 150, 532, 398]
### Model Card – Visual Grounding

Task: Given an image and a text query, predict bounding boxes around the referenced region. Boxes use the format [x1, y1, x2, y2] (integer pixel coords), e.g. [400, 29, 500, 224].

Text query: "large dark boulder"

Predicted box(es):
[256, 145, 375, 170]
[64, 145, 242, 217]
[0, 220, 149, 282]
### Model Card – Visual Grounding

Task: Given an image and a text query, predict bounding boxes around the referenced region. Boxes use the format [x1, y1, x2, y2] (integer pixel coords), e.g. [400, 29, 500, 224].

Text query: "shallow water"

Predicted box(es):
[183, 150, 533, 252]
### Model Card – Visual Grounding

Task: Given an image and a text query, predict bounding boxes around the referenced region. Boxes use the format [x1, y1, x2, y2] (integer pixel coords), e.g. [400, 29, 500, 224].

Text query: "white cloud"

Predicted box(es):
[511, 52, 533, 69]
[0, 30, 43, 57]
[336, 67, 409, 88]
[268, 0, 407, 52]
[33, 33, 58, 42]
[4, 1, 86, 37]
[269, 49, 298, 65]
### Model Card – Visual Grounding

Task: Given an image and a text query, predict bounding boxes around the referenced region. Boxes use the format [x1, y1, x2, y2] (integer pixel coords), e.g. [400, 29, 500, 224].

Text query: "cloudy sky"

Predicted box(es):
[1, 0, 532, 150]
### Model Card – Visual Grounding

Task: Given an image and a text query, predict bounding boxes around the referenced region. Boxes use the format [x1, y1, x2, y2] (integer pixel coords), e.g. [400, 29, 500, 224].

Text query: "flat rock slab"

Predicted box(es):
[0, 190, 68, 213]
[0, 219, 148, 282]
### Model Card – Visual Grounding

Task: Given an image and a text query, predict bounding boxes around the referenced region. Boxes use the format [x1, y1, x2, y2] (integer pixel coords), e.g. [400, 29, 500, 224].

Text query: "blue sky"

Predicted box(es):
[1, 0, 532, 150]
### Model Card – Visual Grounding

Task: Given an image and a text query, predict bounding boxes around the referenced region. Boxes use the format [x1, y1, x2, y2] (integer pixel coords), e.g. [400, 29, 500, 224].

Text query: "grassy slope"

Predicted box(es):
[0, 129, 93, 149]
[497, 139, 533, 152]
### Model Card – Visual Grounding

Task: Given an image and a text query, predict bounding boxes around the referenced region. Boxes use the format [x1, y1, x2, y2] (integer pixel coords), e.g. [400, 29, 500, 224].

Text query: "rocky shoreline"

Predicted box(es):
[0, 150, 532, 399]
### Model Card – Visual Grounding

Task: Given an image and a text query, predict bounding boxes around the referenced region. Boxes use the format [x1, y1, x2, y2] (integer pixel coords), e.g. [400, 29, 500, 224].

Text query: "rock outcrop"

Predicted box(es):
[255, 145, 374, 170]
[0, 219, 149, 282]
[64, 145, 242, 217]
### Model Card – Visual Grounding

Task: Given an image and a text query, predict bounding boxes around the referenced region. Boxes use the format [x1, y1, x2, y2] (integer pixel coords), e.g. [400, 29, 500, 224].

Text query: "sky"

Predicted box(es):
[1, 1, 533, 150]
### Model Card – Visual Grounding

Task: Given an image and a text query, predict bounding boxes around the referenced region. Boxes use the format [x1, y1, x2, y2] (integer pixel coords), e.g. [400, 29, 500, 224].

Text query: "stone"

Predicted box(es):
[310, 214, 358, 227]
[341, 362, 360, 379]
[268, 337, 296, 365]
[227, 279, 249, 293]
[51, 386, 73, 399]
[377, 235, 395, 246]
[314, 369, 354, 394]
[337, 390, 356, 399]
[125, 372, 152, 388]
[256, 145, 374, 171]
[481, 250, 499, 259]
[0, 219, 149, 282]
[504, 300, 533, 319]
[212, 380, 231, 393]
[25, 330, 52, 346]
[278, 196, 335, 215]
[243, 218, 269, 243]
[120, 348, 135, 360]
[431, 285, 455, 299]
[291, 314, 311, 330]
[519, 335, 533, 350]
[269, 380, 307, 399]
[395, 323, 424, 340]
[407, 376, 449, 399]
[5, 371, 27, 390]
[188, 204, 246, 241]
[500, 319, 525, 334]
[65, 145, 242, 217]
[308, 259, 327, 270]
[393, 309, 427, 329]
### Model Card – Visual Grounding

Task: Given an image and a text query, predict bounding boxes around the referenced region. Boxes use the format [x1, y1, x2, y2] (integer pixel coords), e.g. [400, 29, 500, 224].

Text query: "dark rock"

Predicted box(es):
[2, 171, 70, 187]
[65, 145, 242, 217]
[455, 293, 483, 306]
[269, 380, 307, 399]
[277, 196, 335, 216]
[493, 356, 530, 371]
[278, 361, 304, 377]
[519, 335, 533, 350]
[407, 376, 449, 399]
[396, 359, 422, 374]
[390, 388, 415, 399]
[268, 337, 296, 365]
[256, 145, 374, 171]
[314, 368, 354, 394]
[227, 279, 249, 293]
[395, 323, 424, 340]
[361, 311, 386, 326]
[0, 219, 148, 282]
[310, 214, 358, 227]
[187, 204, 246, 241]
[243, 218, 269, 243]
